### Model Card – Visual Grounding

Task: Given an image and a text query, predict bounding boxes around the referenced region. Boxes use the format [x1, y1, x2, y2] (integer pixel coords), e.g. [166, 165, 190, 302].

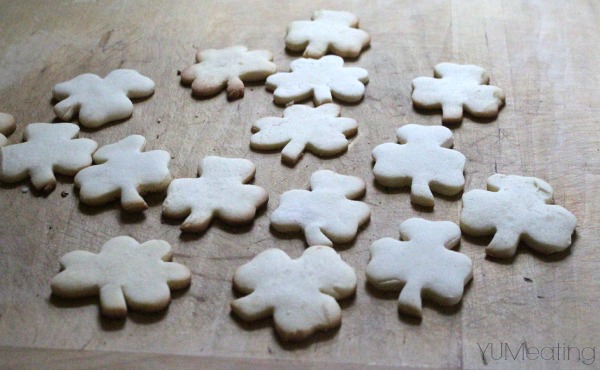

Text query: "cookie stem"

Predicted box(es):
[226, 77, 245, 100]
[411, 182, 434, 207]
[100, 283, 127, 318]
[486, 229, 520, 258]
[313, 85, 333, 106]
[30, 166, 56, 193]
[281, 140, 306, 164]
[398, 280, 423, 317]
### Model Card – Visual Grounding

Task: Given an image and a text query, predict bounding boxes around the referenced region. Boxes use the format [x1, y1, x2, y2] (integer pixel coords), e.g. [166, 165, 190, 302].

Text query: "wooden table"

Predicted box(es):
[1, 1, 598, 368]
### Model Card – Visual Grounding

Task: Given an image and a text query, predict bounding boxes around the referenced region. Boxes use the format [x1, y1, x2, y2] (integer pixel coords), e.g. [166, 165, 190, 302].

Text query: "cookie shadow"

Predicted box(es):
[75, 189, 166, 224]
[166, 204, 268, 242]
[363, 279, 471, 326]
[267, 223, 367, 252]
[463, 231, 576, 264]
[411, 105, 503, 126]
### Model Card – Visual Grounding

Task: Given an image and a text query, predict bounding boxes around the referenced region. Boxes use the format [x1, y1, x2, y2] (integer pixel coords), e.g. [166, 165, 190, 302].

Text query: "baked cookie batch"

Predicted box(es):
[0, 10, 577, 341]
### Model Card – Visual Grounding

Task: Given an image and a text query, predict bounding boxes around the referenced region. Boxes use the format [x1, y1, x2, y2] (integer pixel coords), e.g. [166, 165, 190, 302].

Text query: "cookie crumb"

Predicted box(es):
[523, 277, 533, 283]
[157, 119, 161, 123]
[20, 186, 28, 193]
[176, 70, 182, 76]
[61, 191, 69, 198]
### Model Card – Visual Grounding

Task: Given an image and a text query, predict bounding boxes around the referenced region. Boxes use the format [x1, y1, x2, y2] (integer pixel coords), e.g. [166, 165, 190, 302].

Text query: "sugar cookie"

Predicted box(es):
[372, 124, 466, 206]
[285, 10, 370, 59]
[412, 63, 505, 123]
[52, 69, 155, 128]
[0, 113, 16, 147]
[74, 135, 172, 212]
[461, 174, 577, 258]
[266, 55, 368, 106]
[162, 156, 268, 232]
[250, 103, 357, 164]
[181, 45, 276, 99]
[366, 218, 472, 317]
[271, 170, 370, 246]
[0, 123, 97, 193]
[232, 245, 356, 341]
[51, 236, 191, 318]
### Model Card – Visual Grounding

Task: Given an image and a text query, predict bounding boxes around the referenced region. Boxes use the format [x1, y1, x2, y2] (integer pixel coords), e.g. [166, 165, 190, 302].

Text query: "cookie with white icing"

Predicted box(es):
[52, 236, 191, 318]
[412, 63, 505, 123]
[266, 55, 368, 106]
[231, 245, 356, 341]
[461, 174, 577, 258]
[181, 45, 276, 99]
[162, 156, 268, 232]
[52, 69, 155, 128]
[366, 218, 472, 318]
[372, 124, 466, 206]
[75, 135, 172, 212]
[271, 170, 370, 246]
[0, 123, 97, 192]
[285, 10, 370, 59]
[250, 104, 357, 164]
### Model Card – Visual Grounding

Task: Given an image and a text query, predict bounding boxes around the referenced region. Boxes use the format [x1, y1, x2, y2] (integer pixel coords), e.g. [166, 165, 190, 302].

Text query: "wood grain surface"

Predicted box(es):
[1, 0, 598, 369]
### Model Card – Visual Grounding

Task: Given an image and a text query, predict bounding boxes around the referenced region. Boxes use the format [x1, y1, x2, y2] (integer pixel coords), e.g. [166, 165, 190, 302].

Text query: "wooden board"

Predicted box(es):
[1, 0, 598, 368]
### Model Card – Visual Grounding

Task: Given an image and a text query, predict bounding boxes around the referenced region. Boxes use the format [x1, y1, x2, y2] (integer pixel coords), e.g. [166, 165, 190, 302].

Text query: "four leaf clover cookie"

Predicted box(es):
[0, 123, 97, 193]
[162, 156, 269, 232]
[411, 63, 505, 124]
[250, 104, 358, 164]
[461, 174, 577, 258]
[75, 135, 172, 212]
[372, 124, 466, 207]
[231, 245, 356, 341]
[51, 236, 191, 318]
[52, 69, 155, 128]
[181, 45, 277, 99]
[271, 170, 370, 246]
[286, 10, 371, 59]
[366, 218, 473, 318]
[266, 55, 369, 106]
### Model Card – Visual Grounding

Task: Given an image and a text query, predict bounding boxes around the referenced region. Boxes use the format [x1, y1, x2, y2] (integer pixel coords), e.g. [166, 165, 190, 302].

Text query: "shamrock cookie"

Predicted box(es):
[75, 135, 172, 212]
[250, 104, 357, 164]
[266, 55, 368, 106]
[52, 236, 191, 318]
[372, 124, 466, 206]
[285, 10, 370, 59]
[232, 245, 356, 341]
[162, 156, 269, 232]
[52, 69, 155, 128]
[411, 63, 505, 123]
[181, 45, 277, 99]
[461, 174, 577, 258]
[271, 170, 370, 246]
[366, 218, 472, 318]
[0, 113, 16, 147]
[0, 123, 97, 193]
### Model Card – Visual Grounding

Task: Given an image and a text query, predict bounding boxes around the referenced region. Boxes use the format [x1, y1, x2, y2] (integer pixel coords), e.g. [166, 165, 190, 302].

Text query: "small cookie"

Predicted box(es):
[181, 45, 276, 99]
[372, 124, 466, 206]
[366, 218, 472, 318]
[266, 55, 368, 106]
[271, 170, 370, 246]
[250, 104, 357, 164]
[51, 236, 191, 318]
[74, 135, 172, 212]
[52, 69, 155, 128]
[285, 10, 370, 59]
[411, 63, 505, 123]
[231, 245, 356, 341]
[0, 113, 16, 147]
[461, 174, 577, 258]
[162, 156, 269, 232]
[0, 123, 97, 193]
